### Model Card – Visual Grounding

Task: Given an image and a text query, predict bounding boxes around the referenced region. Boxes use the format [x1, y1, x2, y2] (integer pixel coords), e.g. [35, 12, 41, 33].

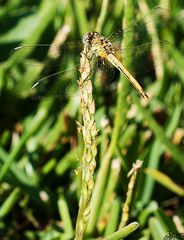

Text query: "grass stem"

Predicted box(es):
[75, 45, 98, 239]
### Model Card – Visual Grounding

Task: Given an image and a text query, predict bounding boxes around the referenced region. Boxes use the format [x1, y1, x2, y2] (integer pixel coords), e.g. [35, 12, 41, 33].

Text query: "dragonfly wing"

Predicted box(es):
[9, 42, 84, 100]
[91, 58, 115, 91]
[30, 55, 116, 100]
[108, 7, 169, 48]
[30, 67, 81, 100]
[31, 59, 115, 100]
[10, 41, 83, 67]
[115, 40, 171, 75]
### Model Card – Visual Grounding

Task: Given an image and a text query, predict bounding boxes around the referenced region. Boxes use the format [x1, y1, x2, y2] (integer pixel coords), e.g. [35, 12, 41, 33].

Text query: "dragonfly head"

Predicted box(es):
[83, 31, 100, 46]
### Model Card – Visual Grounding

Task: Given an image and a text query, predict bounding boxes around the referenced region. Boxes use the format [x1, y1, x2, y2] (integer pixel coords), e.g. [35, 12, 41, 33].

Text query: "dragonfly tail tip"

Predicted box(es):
[143, 92, 149, 101]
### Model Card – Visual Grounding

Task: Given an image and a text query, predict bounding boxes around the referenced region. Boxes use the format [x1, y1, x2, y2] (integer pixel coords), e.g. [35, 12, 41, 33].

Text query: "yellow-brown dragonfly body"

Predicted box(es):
[83, 31, 149, 100]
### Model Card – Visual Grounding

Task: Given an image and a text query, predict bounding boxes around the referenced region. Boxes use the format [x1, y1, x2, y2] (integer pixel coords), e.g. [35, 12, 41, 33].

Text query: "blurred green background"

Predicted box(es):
[0, 0, 184, 239]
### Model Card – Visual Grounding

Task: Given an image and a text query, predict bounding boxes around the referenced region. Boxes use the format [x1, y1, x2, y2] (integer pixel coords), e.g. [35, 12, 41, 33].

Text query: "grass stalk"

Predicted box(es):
[138, 1, 164, 81]
[86, 80, 129, 234]
[75, 45, 98, 239]
[119, 160, 143, 229]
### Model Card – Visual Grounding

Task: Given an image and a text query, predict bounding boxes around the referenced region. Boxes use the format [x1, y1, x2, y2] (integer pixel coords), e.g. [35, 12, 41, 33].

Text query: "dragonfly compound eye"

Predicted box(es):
[93, 31, 100, 37]
[83, 32, 99, 44]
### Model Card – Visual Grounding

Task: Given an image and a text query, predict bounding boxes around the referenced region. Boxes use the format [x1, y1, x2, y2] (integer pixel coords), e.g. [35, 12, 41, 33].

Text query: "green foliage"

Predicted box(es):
[0, 0, 184, 239]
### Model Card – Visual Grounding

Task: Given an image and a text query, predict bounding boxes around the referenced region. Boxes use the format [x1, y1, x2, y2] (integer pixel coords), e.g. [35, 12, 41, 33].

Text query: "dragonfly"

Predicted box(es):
[82, 31, 149, 99]
[10, 7, 170, 101]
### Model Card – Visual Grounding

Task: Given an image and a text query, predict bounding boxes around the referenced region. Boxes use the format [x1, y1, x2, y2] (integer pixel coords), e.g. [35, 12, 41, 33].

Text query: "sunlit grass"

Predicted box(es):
[0, 0, 184, 239]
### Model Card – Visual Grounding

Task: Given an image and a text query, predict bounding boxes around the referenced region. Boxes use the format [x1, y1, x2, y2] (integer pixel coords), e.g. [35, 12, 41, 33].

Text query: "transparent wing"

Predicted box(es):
[114, 40, 171, 75]
[30, 68, 81, 100]
[104, 7, 171, 84]
[10, 41, 84, 67]
[9, 41, 84, 100]
[93, 57, 115, 88]
[108, 7, 169, 48]
[31, 62, 115, 100]
[10, 43, 115, 100]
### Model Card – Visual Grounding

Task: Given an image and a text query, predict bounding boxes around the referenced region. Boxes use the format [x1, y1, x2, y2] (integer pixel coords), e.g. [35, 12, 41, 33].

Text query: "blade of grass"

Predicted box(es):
[140, 103, 183, 206]
[98, 158, 121, 218]
[104, 199, 121, 237]
[0, 188, 21, 219]
[58, 196, 74, 238]
[144, 168, 184, 196]
[0, 100, 53, 182]
[132, 95, 184, 168]
[6, 0, 60, 65]
[149, 217, 167, 240]
[95, 0, 110, 33]
[70, 0, 88, 36]
[0, 147, 38, 187]
[104, 222, 139, 240]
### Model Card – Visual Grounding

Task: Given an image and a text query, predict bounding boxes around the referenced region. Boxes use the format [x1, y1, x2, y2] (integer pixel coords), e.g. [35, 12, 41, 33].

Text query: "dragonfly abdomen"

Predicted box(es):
[107, 53, 149, 100]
